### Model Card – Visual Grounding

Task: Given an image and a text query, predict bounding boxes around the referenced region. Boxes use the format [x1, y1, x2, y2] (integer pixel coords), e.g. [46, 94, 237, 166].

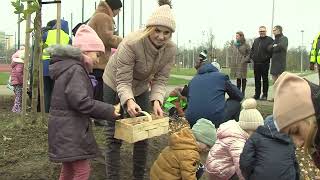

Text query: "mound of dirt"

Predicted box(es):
[0, 96, 319, 179]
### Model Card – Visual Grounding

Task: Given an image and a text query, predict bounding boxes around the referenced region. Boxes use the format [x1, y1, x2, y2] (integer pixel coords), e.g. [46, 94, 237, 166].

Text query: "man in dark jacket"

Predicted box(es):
[240, 115, 300, 180]
[185, 60, 243, 128]
[270, 25, 288, 83]
[250, 26, 274, 100]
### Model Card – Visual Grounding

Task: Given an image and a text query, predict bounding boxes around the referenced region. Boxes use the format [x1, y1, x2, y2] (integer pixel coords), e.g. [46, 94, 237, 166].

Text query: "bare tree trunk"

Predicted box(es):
[31, 3, 42, 113]
[56, 0, 61, 44]
[22, 2, 32, 117]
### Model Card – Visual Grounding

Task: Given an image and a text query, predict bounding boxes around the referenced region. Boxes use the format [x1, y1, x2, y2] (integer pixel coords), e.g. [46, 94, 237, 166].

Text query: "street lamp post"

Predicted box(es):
[301, 30, 304, 72]
[17, 0, 21, 49]
[5, 37, 9, 64]
[139, 0, 143, 28]
[131, 0, 134, 32]
[82, 0, 84, 22]
[271, 0, 275, 36]
[189, 40, 192, 68]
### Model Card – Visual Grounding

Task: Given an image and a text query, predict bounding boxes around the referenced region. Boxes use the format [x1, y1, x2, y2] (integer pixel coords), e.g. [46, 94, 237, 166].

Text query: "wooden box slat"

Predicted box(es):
[114, 115, 169, 143]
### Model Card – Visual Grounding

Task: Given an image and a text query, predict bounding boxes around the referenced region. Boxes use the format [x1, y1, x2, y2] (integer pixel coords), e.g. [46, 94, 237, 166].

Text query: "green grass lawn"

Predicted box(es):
[170, 67, 197, 76]
[0, 72, 9, 85]
[168, 76, 190, 85]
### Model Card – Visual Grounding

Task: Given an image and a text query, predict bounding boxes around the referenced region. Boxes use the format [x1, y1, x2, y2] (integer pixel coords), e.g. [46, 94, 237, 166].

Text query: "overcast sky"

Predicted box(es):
[1, 0, 320, 49]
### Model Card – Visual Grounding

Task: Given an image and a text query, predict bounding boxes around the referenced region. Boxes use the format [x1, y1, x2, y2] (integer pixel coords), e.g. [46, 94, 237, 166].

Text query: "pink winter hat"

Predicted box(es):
[73, 25, 105, 53]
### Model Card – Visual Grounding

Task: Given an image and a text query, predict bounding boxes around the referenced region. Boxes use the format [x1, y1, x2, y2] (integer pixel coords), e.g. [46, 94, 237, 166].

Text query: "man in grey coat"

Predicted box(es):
[270, 25, 288, 83]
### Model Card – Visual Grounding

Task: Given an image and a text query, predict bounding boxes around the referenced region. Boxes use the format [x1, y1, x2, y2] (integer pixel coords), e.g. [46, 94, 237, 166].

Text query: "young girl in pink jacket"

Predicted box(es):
[205, 98, 264, 180]
[10, 47, 25, 113]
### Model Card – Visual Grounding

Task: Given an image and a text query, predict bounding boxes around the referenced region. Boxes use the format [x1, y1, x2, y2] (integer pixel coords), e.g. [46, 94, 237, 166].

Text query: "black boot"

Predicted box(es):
[260, 94, 267, 101]
[236, 79, 241, 90]
[242, 79, 247, 97]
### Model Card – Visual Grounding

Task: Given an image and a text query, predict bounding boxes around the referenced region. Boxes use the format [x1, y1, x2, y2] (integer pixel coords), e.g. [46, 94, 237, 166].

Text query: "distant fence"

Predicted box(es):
[0, 57, 9, 64]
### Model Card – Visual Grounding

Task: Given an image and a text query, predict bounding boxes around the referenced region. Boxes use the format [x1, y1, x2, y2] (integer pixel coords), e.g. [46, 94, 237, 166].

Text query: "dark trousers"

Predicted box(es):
[254, 62, 270, 97]
[103, 83, 151, 180]
[221, 99, 241, 128]
[91, 69, 104, 101]
[236, 79, 247, 96]
[229, 173, 239, 180]
[43, 76, 54, 113]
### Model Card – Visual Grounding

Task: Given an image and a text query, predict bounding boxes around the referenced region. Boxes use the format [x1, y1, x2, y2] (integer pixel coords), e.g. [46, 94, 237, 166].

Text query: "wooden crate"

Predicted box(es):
[114, 111, 169, 143]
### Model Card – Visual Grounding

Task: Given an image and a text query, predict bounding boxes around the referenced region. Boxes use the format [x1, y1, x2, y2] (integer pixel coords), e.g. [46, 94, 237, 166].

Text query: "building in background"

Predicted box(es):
[0, 31, 5, 50]
[5, 35, 14, 50]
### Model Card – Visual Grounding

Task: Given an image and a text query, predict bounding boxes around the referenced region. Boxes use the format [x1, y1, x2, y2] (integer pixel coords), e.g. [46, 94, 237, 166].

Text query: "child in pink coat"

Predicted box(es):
[205, 98, 264, 180]
[10, 47, 25, 113]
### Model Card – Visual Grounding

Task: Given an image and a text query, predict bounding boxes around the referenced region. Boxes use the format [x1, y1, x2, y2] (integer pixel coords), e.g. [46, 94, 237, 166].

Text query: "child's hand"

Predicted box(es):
[113, 104, 121, 118]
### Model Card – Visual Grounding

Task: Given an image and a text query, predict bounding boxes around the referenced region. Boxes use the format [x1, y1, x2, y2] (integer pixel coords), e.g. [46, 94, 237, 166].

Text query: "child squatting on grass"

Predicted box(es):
[272, 72, 320, 168]
[205, 98, 264, 180]
[47, 25, 119, 180]
[150, 118, 217, 180]
[240, 115, 300, 180]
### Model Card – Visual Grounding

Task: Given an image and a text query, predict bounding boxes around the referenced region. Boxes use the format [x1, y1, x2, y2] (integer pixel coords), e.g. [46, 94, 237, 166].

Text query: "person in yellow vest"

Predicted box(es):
[309, 32, 320, 85]
[42, 19, 72, 113]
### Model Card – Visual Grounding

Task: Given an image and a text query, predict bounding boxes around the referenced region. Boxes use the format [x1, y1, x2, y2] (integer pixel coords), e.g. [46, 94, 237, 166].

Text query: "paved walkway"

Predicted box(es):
[1, 73, 319, 100]
[168, 72, 319, 100]
[0, 64, 13, 96]
[0, 85, 13, 96]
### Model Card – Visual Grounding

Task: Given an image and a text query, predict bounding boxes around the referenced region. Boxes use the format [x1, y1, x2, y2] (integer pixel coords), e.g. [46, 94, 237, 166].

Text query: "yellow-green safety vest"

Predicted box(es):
[42, 29, 70, 60]
[310, 32, 320, 64]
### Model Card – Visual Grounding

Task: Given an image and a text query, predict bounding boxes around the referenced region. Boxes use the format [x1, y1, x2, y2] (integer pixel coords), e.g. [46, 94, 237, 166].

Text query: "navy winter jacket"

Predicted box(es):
[240, 116, 300, 180]
[185, 63, 243, 127]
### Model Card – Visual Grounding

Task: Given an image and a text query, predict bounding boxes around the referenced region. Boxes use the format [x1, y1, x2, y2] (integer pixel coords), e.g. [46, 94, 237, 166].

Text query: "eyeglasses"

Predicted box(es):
[259, 31, 266, 33]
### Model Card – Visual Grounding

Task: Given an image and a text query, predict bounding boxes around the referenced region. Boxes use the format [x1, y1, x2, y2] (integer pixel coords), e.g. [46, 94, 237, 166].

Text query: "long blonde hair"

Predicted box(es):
[131, 26, 156, 42]
[304, 115, 318, 154]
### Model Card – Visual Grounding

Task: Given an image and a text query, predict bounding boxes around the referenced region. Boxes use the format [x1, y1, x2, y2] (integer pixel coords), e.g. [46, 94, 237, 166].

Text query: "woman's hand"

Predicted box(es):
[126, 99, 141, 117]
[153, 100, 163, 117]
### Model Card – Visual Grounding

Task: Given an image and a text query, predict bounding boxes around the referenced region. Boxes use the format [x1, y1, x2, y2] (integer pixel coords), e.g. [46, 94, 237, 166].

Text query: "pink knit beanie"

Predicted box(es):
[73, 25, 105, 53]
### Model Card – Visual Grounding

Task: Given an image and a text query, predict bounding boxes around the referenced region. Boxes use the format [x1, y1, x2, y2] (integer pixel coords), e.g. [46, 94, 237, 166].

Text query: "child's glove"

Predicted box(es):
[196, 163, 205, 180]
[88, 75, 97, 88]
[113, 103, 121, 118]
